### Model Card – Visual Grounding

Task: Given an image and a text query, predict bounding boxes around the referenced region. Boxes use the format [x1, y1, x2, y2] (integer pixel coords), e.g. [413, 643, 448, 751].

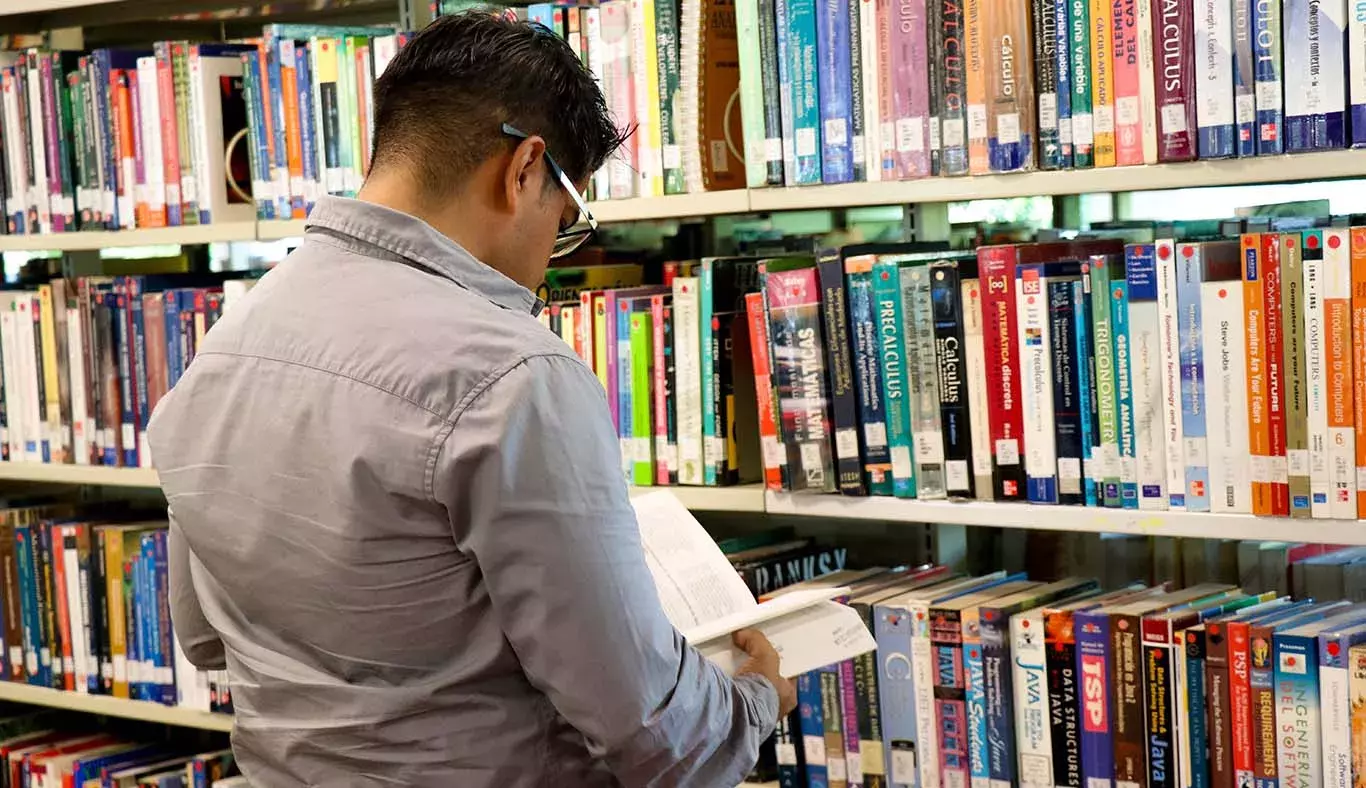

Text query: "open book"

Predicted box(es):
[632, 491, 876, 678]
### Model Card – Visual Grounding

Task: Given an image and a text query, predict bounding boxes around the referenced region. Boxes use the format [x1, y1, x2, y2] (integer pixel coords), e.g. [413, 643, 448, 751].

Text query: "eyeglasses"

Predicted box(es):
[502, 123, 598, 259]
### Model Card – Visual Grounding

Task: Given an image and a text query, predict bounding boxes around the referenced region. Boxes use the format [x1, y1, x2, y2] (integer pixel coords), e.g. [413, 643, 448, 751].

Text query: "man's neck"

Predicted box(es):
[356, 177, 502, 273]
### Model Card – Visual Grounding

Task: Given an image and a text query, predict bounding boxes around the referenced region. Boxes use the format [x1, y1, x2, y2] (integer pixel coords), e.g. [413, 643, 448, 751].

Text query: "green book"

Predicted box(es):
[340, 37, 362, 196]
[629, 307, 655, 486]
[66, 71, 89, 230]
[654, 0, 685, 194]
[1069, 0, 1094, 169]
[172, 42, 198, 226]
[1090, 255, 1121, 507]
[872, 258, 917, 498]
[735, 0, 768, 188]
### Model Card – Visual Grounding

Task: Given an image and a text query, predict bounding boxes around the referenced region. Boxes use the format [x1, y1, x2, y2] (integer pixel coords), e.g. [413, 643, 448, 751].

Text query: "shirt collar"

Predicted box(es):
[305, 196, 545, 316]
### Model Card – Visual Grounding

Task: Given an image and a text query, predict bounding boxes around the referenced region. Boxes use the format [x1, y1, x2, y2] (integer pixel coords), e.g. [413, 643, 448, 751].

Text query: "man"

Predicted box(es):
[148, 12, 796, 787]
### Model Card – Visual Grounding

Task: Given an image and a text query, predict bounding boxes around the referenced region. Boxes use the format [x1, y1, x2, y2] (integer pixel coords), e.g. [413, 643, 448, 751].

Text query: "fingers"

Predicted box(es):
[732, 628, 766, 655]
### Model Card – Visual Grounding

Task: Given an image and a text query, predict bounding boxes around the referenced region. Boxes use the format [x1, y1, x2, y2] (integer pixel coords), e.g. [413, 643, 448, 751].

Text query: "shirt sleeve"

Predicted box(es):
[434, 352, 778, 787]
[167, 508, 228, 670]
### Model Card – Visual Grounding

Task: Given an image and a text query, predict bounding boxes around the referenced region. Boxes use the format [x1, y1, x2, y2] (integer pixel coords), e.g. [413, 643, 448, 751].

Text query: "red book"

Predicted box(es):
[143, 293, 168, 414]
[651, 294, 671, 485]
[1152, 0, 1197, 161]
[49, 525, 74, 692]
[1227, 619, 1257, 788]
[1261, 233, 1289, 515]
[745, 291, 783, 491]
[154, 43, 182, 226]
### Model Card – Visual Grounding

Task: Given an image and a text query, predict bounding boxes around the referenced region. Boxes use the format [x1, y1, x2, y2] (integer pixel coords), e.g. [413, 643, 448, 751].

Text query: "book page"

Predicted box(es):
[692, 602, 879, 679]
[632, 492, 756, 631]
[683, 586, 849, 645]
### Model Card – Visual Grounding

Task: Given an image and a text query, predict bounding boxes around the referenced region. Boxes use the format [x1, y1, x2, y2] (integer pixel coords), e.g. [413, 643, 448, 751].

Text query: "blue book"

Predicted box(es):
[92, 50, 151, 230]
[784, 0, 823, 184]
[1074, 608, 1114, 788]
[1283, 0, 1348, 150]
[1073, 278, 1098, 506]
[813, 0, 853, 183]
[775, 0, 799, 185]
[154, 530, 174, 705]
[797, 671, 829, 788]
[265, 38, 292, 219]
[242, 50, 274, 220]
[964, 629, 990, 788]
[128, 278, 150, 468]
[1251, 0, 1283, 154]
[72, 745, 165, 787]
[846, 260, 893, 495]
[15, 525, 42, 687]
[525, 3, 556, 30]
[295, 44, 318, 216]
[1176, 244, 1210, 512]
[616, 295, 632, 477]
[1054, 0, 1073, 167]
[164, 291, 183, 389]
[130, 544, 145, 700]
[1110, 277, 1138, 509]
[1272, 609, 1366, 788]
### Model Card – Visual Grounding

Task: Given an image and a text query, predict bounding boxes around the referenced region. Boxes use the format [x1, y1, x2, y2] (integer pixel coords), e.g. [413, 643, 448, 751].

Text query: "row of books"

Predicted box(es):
[0, 275, 258, 469]
[0, 711, 238, 788]
[778, 561, 1366, 788]
[0, 502, 231, 714]
[0, 23, 411, 236]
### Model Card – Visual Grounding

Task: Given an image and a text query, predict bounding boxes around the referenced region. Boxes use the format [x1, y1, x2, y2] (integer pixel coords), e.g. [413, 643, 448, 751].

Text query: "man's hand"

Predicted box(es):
[733, 629, 797, 718]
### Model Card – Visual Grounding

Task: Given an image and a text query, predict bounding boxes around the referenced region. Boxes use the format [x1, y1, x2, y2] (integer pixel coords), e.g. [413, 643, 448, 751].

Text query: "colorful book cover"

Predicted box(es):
[1317, 622, 1366, 788]
[1323, 229, 1356, 518]
[1033, 0, 1064, 168]
[1127, 243, 1167, 509]
[1075, 608, 1115, 788]
[1140, 609, 1189, 788]
[1089, 0, 1115, 167]
[628, 306, 654, 485]
[1177, 243, 1211, 512]
[1092, 255, 1122, 508]
[767, 264, 838, 493]
[1046, 604, 1086, 788]
[963, 609, 991, 788]
[744, 292, 784, 490]
[1112, 0, 1143, 166]
[979, 246, 1027, 499]
[1155, 240, 1187, 508]
[817, 253, 867, 495]
[1017, 263, 1061, 504]
[1050, 277, 1085, 504]
[1304, 230, 1332, 517]
[873, 260, 917, 498]
[851, 0, 874, 183]
[847, 259, 893, 495]
[1352, 228, 1366, 517]
[672, 278, 704, 485]
[1203, 270, 1252, 513]
[930, 259, 974, 498]
[964, 0, 989, 175]
[962, 277, 995, 500]
[1350, 643, 1366, 788]
[814, 0, 855, 183]
[784, 0, 824, 183]
[1112, 276, 1139, 509]
[1152, 0, 1197, 160]
[1244, 235, 1275, 516]
[900, 262, 946, 498]
[1282, 233, 1311, 517]
[1274, 618, 1342, 788]
[1070, 0, 1096, 167]
[1251, 0, 1283, 153]
[1232, 0, 1257, 155]
[1011, 604, 1054, 788]
[984, 0, 1035, 171]
[799, 671, 831, 788]
[820, 666, 849, 788]
[1055, 0, 1075, 166]
[889, 0, 932, 178]
[1074, 275, 1099, 506]
[938, 0, 969, 175]
[1187, 626, 1212, 788]
[1284, 0, 1348, 150]
[1195, 0, 1236, 158]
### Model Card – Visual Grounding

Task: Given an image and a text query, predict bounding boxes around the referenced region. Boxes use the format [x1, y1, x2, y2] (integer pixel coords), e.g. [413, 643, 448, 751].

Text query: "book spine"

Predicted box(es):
[847, 262, 894, 495]
[1112, 0, 1143, 165]
[51, 527, 73, 690]
[1323, 229, 1356, 518]
[1187, 628, 1211, 788]
[1282, 234, 1311, 517]
[854, 643, 885, 788]
[1019, 265, 1059, 504]
[617, 298, 634, 479]
[902, 265, 946, 497]
[1195, 0, 1236, 158]
[1110, 615, 1148, 788]
[979, 248, 1026, 499]
[1140, 0, 1164, 163]
[1128, 244, 1168, 509]
[1230, 623, 1256, 788]
[1353, 228, 1366, 516]
[37, 286, 60, 462]
[1318, 638, 1351, 788]
[654, 0, 685, 192]
[1353, 0, 1366, 145]
[963, 278, 996, 499]
[1035, 0, 1064, 168]
[1284, 0, 1348, 149]
[747, 292, 786, 490]
[1075, 611, 1114, 788]
[1208, 623, 1234, 788]
[1091, 257, 1122, 507]
[1089, 0, 1116, 166]
[1152, 0, 1197, 160]
[39, 55, 64, 232]
[890, 0, 932, 178]
[855, 0, 881, 183]
[653, 296, 670, 485]
[154, 44, 184, 225]
[1112, 277, 1139, 509]
[873, 261, 917, 498]
[1204, 273, 1253, 512]
[278, 39, 306, 218]
[822, 667, 848, 787]
[294, 44, 319, 215]
[1274, 633, 1323, 788]
[840, 659, 864, 787]
[1075, 277, 1099, 506]
[776, 0, 799, 185]
[932, 610, 969, 788]
[928, 0, 944, 173]
[1245, 235, 1274, 515]
[0, 527, 21, 681]
[1250, 623, 1279, 788]
[874, 605, 915, 788]
[1013, 609, 1052, 788]
[931, 261, 973, 497]
[1304, 231, 1332, 516]
[1056, 0, 1076, 165]
[737, 0, 773, 187]
[912, 602, 943, 788]
[939, 0, 969, 174]
[1070, 0, 1096, 167]
[981, 610, 1018, 788]
[635, 0, 664, 197]
[769, 267, 838, 492]
[789, 0, 825, 183]
[1251, 0, 1283, 153]
[629, 309, 654, 485]
[964, 620, 991, 788]
[1232, 0, 1257, 155]
[1046, 611, 1084, 788]
[963, 0, 989, 175]
[673, 278, 704, 485]
[818, 256, 867, 495]
[816, 0, 856, 184]
[1156, 241, 1187, 508]
[1177, 245, 1211, 511]
[1350, 646, 1366, 788]
[1141, 624, 1178, 788]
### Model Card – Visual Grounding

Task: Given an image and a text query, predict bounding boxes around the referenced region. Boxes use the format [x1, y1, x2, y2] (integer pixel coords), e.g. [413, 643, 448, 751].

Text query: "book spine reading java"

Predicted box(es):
[10, 0, 1366, 787]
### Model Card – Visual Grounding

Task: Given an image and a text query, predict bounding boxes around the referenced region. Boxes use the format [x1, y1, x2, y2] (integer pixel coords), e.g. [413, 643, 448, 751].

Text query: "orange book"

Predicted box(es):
[1243, 234, 1273, 515]
[279, 40, 306, 219]
[1089, 0, 1116, 166]
[965, 0, 989, 174]
[256, 41, 279, 216]
[745, 291, 784, 490]
[356, 42, 372, 176]
[50, 525, 74, 692]
[1261, 234, 1289, 515]
[1351, 227, 1366, 517]
[119, 71, 147, 230]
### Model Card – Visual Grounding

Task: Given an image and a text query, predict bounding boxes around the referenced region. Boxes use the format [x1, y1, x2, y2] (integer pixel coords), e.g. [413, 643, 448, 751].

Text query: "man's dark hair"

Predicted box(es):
[371, 12, 628, 194]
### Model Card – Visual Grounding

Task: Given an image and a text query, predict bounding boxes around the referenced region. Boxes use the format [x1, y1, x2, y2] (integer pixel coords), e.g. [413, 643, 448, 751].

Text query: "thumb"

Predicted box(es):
[732, 628, 762, 655]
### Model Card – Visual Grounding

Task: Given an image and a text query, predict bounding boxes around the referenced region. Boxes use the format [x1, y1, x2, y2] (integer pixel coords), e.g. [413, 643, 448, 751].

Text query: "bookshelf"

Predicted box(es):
[0, 682, 233, 731]
[0, 462, 158, 487]
[0, 0, 125, 14]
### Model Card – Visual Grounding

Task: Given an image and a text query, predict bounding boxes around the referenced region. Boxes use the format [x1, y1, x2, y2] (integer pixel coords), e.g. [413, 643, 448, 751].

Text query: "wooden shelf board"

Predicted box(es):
[0, 463, 160, 488]
[0, 681, 231, 731]
[0, 223, 257, 252]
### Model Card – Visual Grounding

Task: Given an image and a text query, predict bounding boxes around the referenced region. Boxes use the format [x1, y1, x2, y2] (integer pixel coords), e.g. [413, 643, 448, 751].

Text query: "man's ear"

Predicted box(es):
[503, 135, 547, 214]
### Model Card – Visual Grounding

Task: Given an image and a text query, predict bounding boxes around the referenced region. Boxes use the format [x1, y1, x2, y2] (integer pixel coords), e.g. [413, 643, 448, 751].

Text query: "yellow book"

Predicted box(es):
[559, 305, 578, 350]
[1089, 0, 1116, 167]
[102, 525, 128, 699]
[36, 286, 61, 464]
[631, 0, 664, 197]
[593, 294, 609, 391]
[964, 0, 990, 174]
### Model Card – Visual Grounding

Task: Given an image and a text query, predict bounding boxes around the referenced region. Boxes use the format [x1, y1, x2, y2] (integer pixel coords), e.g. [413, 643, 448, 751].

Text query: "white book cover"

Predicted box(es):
[66, 295, 88, 466]
[373, 35, 400, 79]
[962, 279, 995, 498]
[136, 57, 167, 221]
[1129, 261, 1168, 510]
[1285, 0, 1348, 141]
[16, 298, 42, 464]
[860, 0, 882, 182]
[192, 53, 256, 226]
[1, 77, 26, 229]
[672, 277, 704, 485]
[1010, 608, 1052, 788]
[0, 301, 22, 462]
[1324, 229, 1356, 518]
[910, 598, 943, 788]
[902, 267, 946, 498]
[1194, 0, 1235, 138]
[1136, 0, 1160, 163]
[25, 59, 49, 234]
[1155, 241, 1187, 508]
[1304, 245, 1332, 517]
[1016, 267, 1057, 501]
[61, 532, 87, 693]
[1320, 658, 1352, 788]
[585, 8, 612, 200]
[1201, 280, 1251, 512]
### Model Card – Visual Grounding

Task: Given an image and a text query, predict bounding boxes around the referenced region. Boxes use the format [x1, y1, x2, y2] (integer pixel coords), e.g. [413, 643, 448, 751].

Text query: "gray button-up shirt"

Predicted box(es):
[148, 196, 778, 787]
